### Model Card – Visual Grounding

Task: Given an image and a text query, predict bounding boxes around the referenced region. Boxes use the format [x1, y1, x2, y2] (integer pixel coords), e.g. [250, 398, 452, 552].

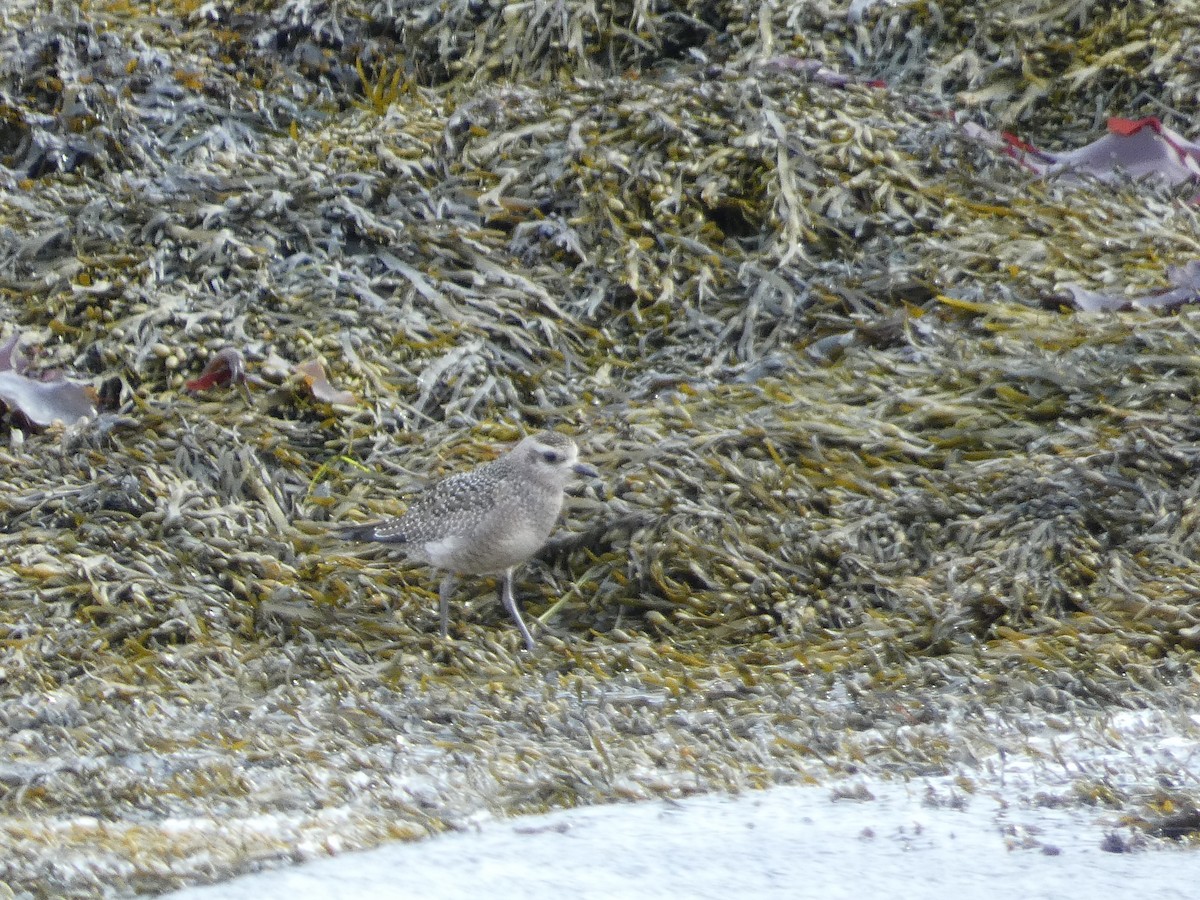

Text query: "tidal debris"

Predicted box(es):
[2, 1, 1200, 895]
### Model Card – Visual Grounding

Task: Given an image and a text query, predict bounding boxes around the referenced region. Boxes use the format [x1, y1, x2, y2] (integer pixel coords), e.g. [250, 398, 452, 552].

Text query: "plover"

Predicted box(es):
[338, 430, 599, 651]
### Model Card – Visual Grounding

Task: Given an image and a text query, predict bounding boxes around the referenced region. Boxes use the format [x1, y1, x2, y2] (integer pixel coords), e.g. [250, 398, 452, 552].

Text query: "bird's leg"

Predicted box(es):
[498, 569, 536, 652]
[437, 574, 457, 639]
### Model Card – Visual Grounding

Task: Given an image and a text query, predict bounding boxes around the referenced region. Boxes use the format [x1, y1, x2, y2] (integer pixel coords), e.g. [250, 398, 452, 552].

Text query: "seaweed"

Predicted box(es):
[1, 0, 1199, 895]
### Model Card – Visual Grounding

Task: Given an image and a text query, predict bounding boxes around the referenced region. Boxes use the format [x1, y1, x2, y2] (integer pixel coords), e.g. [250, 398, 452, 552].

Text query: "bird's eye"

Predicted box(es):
[541, 450, 561, 463]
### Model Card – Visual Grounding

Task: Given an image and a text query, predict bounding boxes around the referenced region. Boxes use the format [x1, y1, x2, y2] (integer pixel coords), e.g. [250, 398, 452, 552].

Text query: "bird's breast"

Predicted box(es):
[421, 489, 562, 575]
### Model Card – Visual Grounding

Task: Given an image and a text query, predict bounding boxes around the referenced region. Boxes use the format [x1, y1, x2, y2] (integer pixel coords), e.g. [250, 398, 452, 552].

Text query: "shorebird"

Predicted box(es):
[338, 430, 599, 651]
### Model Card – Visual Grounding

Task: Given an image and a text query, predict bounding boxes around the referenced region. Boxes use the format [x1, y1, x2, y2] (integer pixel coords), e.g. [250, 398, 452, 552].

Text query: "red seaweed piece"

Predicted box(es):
[1064, 261, 1200, 312]
[995, 117, 1200, 186]
[186, 347, 247, 392]
[294, 359, 356, 405]
[0, 331, 97, 427]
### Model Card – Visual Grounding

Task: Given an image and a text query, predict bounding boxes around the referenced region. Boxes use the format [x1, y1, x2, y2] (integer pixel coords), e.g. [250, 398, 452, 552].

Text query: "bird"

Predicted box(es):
[338, 430, 599, 651]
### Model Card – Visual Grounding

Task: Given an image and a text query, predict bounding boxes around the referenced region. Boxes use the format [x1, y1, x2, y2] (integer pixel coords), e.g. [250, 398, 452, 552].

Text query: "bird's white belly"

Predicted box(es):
[422, 524, 548, 575]
[422, 535, 468, 569]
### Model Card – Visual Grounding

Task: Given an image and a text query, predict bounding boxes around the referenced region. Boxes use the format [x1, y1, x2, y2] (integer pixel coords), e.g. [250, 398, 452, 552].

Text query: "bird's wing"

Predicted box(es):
[403, 469, 502, 532]
[340, 467, 500, 544]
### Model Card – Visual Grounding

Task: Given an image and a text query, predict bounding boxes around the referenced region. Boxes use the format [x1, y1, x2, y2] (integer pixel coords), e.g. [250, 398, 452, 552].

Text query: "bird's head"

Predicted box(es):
[514, 430, 600, 486]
